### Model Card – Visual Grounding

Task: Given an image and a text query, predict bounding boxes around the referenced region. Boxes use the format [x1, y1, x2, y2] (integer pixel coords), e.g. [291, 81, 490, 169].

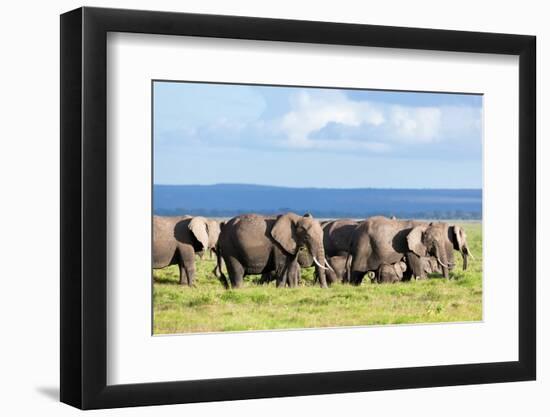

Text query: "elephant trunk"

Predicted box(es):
[462, 252, 468, 271]
[310, 242, 328, 288]
[461, 244, 473, 270]
[435, 244, 449, 279]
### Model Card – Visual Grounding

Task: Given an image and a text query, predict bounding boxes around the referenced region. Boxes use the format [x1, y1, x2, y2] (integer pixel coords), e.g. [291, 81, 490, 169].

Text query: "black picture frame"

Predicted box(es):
[60, 6, 536, 410]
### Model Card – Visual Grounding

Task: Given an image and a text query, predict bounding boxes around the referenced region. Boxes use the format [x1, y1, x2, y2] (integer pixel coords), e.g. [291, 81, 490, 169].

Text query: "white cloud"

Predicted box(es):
[157, 85, 481, 158]
[274, 91, 479, 153]
[389, 106, 442, 143]
[279, 90, 385, 148]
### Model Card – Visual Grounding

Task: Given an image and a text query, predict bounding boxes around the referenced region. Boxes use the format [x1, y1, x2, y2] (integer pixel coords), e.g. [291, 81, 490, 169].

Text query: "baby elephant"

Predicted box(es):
[374, 261, 407, 283]
[259, 259, 302, 287]
[310, 255, 350, 285]
[326, 255, 350, 284]
[404, 253, 441, 280]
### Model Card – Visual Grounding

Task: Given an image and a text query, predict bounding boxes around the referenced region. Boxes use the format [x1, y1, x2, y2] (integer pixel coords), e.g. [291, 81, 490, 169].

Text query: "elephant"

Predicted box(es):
[258, 260, 301, 287]
[374, 261, 407, 283]
[323, 219, 359, 257]
[260, 233, 353, 286]
[402, 253, 441, 281]
[325, 254, 351, 283]
[258, 246, 313, 286]
[309, 256, 352, 285]
[216, 213, 332, 289]
[279, 246, 346, 286]
[406, 221, 473, 274]
[152, 215, 222, 286]
[321, 219, 359, 284]
[348, 216, 473, 285]
[293, 219, 357, 285]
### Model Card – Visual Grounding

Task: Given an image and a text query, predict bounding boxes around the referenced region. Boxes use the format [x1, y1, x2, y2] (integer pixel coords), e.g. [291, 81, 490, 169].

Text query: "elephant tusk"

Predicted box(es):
[324, 258, 336, 273]
[466, 247, 475, 261]
[313, 256, 329, 271]
[435, 256, 453, 269]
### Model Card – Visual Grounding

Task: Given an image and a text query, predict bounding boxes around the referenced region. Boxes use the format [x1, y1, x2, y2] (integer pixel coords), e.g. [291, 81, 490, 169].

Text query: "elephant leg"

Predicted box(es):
[296, 266, 302, 286]
[341, 263, 350, 283]
[226, 257, 245, 288]
[276, 273, 288, 288]
[178, 262, 189, 286]
[275, 265, 289, 288]
[350, 256, 367, 285]
[177, 246, 197, 286]
[259, 272, 273, 285]
[401, 263, 413, 281]
[287, 261, 299, 288]
[350, 270, 366, 286]
[259, 272, 267, 284]
[184, 262, 197, 287]
[212, 255, 226, 279]
[285, 271, 294, 288]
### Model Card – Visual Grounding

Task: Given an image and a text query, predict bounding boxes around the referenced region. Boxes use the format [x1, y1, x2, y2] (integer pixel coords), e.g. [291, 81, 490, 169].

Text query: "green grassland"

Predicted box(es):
[153, 222, 482, 334]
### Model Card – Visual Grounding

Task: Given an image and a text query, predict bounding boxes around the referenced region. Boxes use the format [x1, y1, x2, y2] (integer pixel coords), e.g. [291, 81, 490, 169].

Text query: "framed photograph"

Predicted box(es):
[60, 6, 536, 410]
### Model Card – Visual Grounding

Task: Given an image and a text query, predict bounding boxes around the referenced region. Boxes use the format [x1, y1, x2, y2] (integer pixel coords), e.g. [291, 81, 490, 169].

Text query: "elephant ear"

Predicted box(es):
[392, 263, 404, 279]
[407, 225, 427, 257]
[207, 220, 222, 245]
[450, 225, 466, 251]
[271, 214, 297, 255]
[396, 261, 407, 273]
[189, 217, 209, 251]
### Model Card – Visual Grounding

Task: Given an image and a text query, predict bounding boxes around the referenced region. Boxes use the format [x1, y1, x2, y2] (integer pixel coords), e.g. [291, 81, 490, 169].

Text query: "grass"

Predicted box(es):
[153, 222, 482, 334]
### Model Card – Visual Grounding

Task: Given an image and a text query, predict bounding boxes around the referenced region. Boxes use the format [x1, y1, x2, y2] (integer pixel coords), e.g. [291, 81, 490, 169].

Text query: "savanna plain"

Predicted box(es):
[153, 222, 482, 334]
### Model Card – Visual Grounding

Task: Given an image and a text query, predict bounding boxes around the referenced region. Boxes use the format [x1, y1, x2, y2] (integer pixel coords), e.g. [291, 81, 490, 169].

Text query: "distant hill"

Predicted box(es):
[153, 184, 482, 220]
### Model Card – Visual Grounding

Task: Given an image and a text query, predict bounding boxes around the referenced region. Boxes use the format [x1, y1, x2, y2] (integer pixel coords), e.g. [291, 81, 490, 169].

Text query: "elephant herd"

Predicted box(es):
[153, 213, 474, 289]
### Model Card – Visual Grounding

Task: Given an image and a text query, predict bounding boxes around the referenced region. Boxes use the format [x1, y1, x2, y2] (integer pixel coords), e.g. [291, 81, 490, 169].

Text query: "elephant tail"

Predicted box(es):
[214, 245, 229, 289]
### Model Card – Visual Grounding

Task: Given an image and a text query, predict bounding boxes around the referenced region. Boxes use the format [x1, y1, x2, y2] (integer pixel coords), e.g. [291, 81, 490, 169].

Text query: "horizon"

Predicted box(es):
[153, 182, 482, 191]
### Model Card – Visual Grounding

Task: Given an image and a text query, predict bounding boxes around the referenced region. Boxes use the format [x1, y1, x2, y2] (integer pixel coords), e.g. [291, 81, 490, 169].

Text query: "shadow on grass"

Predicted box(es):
[153, 275, 180, 285]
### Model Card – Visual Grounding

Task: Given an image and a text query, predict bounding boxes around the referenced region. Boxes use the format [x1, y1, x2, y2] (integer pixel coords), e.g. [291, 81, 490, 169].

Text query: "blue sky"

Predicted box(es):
[153, 81, 482, 188]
